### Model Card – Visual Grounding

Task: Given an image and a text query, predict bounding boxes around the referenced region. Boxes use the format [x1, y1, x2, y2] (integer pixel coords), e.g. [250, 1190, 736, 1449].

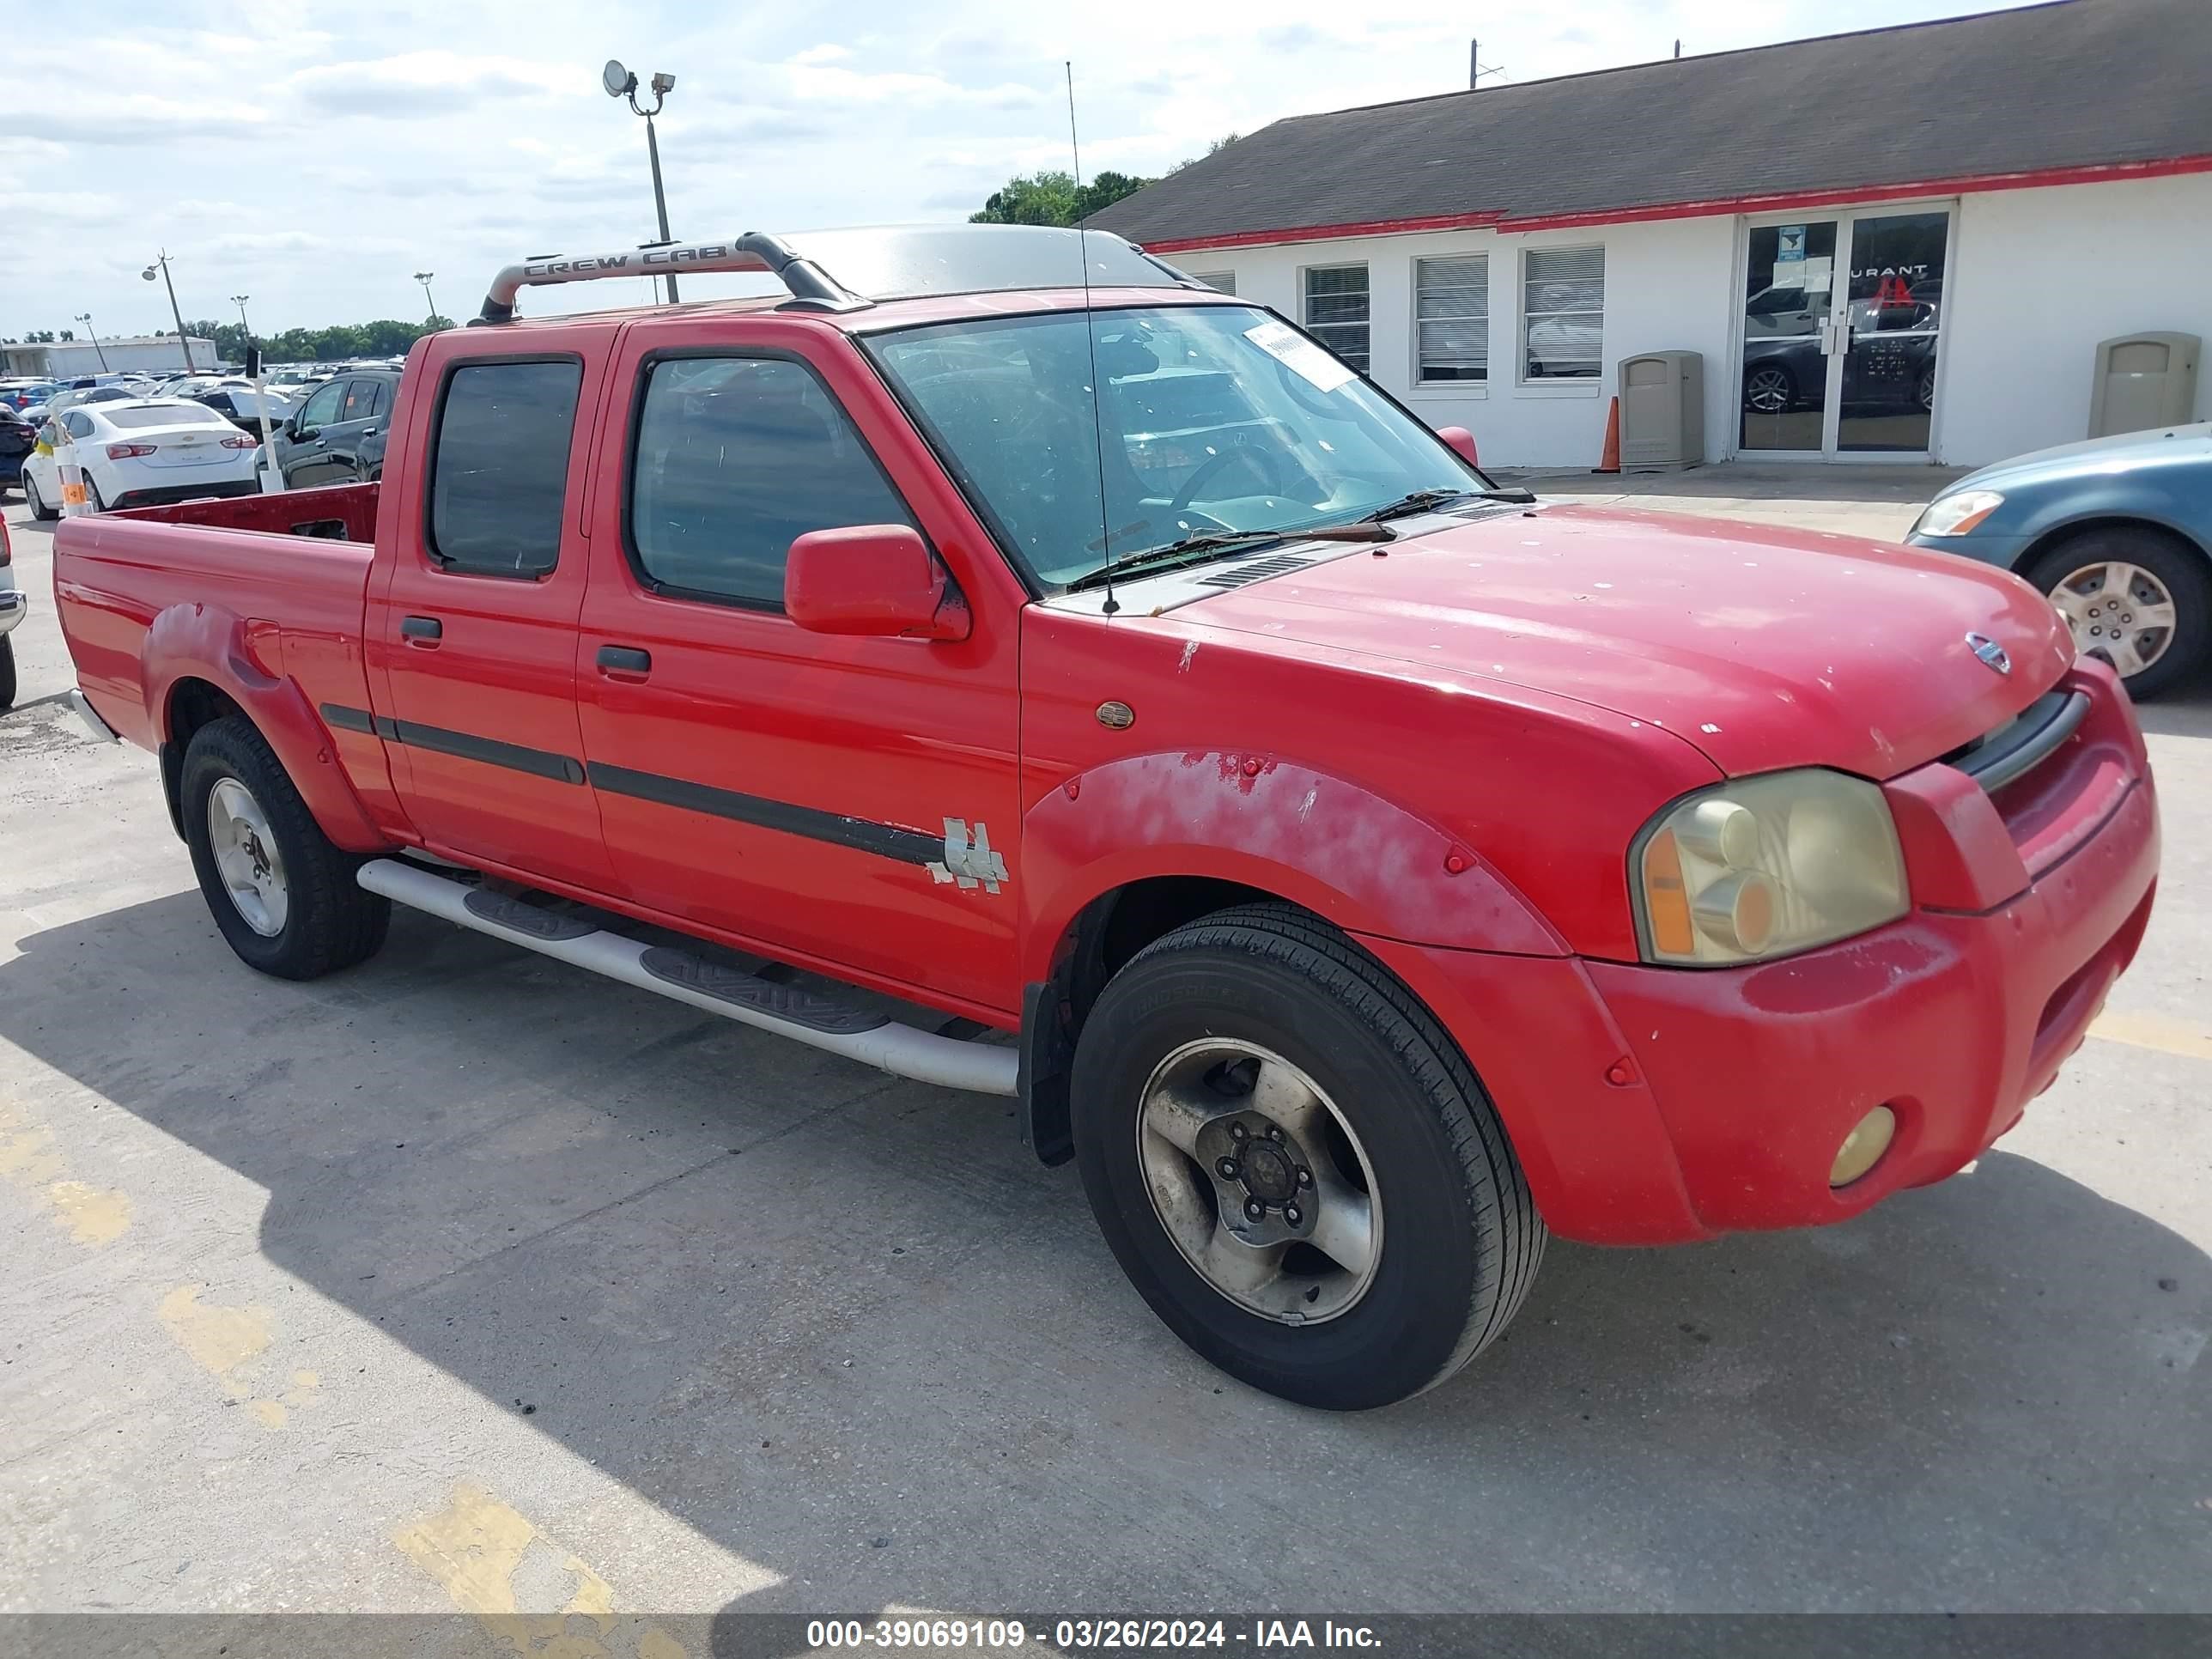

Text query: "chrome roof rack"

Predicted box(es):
[475, 223, 1202, 325]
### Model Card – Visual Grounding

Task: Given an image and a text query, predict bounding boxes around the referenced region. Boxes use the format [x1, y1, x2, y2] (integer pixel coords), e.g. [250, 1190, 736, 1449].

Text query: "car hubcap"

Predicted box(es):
[2049, 561, 2178, 680]
[1136, 1038, 1382, 1325]
[207, 777, 289, 937]
[1746, 369, 1791, 413]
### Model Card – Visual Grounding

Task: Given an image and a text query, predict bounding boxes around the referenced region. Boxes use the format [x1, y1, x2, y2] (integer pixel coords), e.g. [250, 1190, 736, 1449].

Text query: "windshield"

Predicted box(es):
[866, 303, 1480, 589]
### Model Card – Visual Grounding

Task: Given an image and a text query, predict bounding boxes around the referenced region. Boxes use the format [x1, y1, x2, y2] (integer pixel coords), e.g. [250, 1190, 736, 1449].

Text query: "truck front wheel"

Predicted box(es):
[180, 715, 390, 980]
[1070, 902, 1544, 1409]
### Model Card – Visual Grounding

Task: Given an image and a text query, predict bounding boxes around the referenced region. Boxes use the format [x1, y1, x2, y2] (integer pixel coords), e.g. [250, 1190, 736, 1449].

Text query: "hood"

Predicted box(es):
[1949, 421, 2212, 495]
[1182, 504, 2073, 779]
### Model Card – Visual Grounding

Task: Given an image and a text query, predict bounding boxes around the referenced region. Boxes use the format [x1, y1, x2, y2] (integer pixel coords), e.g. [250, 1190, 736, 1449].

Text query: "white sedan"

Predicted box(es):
[23, 398, 260, 518]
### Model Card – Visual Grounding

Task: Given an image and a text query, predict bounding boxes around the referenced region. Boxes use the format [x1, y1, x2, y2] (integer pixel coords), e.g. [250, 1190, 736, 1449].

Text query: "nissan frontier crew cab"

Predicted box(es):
[55, 225, 2160, 1410]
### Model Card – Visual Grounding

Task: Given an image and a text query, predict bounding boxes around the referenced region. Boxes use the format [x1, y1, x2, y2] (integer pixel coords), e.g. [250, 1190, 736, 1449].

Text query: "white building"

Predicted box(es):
[3, 335, 219, 380]
[1093, 0, 2211, 471]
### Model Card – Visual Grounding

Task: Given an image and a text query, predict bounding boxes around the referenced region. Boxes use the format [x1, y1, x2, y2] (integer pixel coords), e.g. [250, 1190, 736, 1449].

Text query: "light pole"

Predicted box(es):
[602, 59, 680, 303]
[74, 313, 109, 372]
[231, 295, 253, 355]
[414, 271, 440, 325]
[141, 252, 196, 372]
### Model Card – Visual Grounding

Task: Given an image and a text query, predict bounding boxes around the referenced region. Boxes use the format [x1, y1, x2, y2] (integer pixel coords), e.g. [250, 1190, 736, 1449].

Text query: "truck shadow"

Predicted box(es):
[1, 888, 2205, 1616]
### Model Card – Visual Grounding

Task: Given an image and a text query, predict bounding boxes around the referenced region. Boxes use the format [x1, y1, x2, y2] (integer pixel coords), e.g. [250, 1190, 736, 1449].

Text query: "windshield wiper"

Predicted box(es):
[1065, 521, 1394, 594]
[1360, 484, 1537, 521]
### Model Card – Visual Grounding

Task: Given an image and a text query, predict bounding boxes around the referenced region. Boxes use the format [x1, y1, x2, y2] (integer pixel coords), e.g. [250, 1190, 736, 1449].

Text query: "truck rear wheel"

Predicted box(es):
[180, 715, 390, 980]
[1070, 902, 1543, 1409]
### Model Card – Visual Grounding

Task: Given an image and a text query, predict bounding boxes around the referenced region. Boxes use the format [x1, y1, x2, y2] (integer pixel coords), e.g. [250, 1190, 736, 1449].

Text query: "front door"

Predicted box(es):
[1737, 208, 1952, 459]
[282, 379, 349, 487]
[574, 332, 1022, 1017]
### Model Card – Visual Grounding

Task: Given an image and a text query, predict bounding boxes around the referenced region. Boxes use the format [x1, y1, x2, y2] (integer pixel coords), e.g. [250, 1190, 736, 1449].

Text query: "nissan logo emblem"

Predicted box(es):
[1966, 632, 2011, 675]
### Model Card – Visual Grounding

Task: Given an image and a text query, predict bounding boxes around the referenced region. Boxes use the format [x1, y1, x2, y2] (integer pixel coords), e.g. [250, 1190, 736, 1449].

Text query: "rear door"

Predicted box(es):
[364, 339, 618, 893]
[322, 376, 390, 480]
[572, 323, 1024, 1015]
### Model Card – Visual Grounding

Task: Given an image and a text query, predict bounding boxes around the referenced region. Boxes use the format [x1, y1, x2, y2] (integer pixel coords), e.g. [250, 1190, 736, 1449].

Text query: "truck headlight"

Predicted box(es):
[1633, 769, 1908, 966]
[1911, 489, 2003, 537]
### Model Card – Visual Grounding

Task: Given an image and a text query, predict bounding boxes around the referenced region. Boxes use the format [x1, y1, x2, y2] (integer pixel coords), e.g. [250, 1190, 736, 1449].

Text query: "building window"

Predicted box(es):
[1302, 264, 1370, 372]
[1414, 255, 1488, 383]
[1190, 271, 1237, 295]
[1521, 246, 1604, 380]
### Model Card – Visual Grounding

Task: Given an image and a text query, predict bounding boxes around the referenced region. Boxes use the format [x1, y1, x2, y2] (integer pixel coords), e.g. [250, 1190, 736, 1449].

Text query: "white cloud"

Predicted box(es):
[2, 0, 2051, 337]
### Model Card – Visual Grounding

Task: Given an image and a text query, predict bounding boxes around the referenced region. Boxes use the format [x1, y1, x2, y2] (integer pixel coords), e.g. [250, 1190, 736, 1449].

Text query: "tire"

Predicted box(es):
[1070, 902, 1543, 1410]
[0, 637, 15, 711]
[86, 477, 106, 514]
[179, 715, 391, 979]
[27, 470, 58, 521]
[2027, 526, 2210, 702]
[1744, 363, 1796, 414]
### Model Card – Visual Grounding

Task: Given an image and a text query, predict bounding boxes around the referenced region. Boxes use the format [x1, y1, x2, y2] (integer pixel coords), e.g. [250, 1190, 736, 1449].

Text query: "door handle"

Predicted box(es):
[361, 426, 378, 438]
[400, 615, 443, 642]
[596, 645, 653, 676]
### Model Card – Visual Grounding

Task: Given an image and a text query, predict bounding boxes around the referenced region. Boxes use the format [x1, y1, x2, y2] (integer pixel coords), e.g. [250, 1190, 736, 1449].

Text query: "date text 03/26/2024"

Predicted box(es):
[804, 1619, 1382, 1650]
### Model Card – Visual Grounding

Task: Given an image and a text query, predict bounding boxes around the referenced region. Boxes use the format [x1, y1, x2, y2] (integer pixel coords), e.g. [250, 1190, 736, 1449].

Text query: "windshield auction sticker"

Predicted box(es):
[1243, 320, 1357, 392]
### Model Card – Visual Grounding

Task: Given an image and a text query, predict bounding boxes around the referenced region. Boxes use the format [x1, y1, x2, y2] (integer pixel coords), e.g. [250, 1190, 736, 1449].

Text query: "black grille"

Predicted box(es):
[1948, 690, 2089, 794]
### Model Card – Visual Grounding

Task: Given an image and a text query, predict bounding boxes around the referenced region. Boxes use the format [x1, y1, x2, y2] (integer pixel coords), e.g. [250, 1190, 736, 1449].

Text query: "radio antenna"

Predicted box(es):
[1067, 59, 1119, 616]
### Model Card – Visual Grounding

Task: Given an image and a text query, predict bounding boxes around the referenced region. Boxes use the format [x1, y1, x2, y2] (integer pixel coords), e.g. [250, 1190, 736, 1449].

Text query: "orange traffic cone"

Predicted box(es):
[1594, 396, 1621, 474]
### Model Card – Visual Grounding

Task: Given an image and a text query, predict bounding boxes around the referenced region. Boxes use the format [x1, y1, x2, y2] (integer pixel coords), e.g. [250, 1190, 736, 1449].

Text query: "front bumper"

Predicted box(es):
[1362, 664, 2159, 1245]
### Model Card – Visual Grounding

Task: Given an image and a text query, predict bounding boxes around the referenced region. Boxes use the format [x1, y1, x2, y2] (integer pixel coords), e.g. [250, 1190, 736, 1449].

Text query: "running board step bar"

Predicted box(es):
[356, 859, 1017, 1097]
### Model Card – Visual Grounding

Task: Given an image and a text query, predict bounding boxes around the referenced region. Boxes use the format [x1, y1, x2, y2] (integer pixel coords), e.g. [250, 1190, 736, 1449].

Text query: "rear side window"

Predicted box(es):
[627, 356, 913, 609]
[428, 360, 582, 577]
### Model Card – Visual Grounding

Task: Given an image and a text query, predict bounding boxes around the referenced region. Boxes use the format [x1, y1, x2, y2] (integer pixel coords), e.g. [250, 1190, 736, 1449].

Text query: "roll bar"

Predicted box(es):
[475, 232, 865, 324]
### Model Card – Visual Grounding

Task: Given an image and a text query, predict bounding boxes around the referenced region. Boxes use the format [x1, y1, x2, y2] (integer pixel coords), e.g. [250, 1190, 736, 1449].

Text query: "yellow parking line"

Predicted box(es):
[394, 1481, 689, 1658]
[155, 1284, 323, 1430]
[0, 1097, 133, 1247]
[2089, 1010, 2212, 1062]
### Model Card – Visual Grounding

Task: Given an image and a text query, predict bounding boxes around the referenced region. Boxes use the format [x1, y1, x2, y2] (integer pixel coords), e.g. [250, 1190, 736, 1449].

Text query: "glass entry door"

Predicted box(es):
[1738, 209, 1950, 457]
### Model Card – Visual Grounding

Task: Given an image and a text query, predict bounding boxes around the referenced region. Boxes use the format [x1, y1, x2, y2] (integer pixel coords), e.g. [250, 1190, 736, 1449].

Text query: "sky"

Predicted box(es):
[0, 0, 2049, 340]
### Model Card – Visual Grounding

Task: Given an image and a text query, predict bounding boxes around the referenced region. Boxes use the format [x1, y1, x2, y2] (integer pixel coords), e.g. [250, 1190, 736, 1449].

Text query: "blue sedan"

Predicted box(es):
[1907, 422, 2210, 698]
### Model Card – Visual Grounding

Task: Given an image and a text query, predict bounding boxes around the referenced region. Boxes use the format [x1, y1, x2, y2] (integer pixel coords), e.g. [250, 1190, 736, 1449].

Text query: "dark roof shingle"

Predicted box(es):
[1091, 0, 2212, 248]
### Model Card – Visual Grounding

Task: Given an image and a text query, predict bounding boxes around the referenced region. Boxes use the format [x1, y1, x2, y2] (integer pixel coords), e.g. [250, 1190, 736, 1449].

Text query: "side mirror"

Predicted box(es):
[1437, 425, 1480, 469]
[785, 524, 970, 641]
[289, 422, 316, 441]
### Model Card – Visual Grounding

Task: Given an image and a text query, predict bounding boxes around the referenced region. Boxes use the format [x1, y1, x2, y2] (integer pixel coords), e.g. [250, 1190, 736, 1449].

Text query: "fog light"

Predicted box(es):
[1829, 1106, 1896, 1188]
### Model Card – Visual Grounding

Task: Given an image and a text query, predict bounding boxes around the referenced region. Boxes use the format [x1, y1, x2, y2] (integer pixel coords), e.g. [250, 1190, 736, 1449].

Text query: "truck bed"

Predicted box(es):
[54, 483, 382, 750]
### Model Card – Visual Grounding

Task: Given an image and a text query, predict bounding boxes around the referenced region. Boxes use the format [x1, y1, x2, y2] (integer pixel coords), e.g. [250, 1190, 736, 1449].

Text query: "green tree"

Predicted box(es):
[970, 167, 1155, 226]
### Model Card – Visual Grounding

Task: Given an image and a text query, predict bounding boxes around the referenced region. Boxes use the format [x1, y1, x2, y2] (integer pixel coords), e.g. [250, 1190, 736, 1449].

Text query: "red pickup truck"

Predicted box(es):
[55, 226, 2159, 1409]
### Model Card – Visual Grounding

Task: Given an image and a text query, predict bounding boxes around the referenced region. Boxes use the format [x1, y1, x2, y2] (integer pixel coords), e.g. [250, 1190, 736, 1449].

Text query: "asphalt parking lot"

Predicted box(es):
[2, 471, 2208, 1630]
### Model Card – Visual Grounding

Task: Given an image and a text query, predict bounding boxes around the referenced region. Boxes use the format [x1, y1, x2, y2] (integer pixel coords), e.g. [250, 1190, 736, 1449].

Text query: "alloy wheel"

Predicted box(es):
[1745, 367, 1793, 414]
[206, 776, 289, 937]
[1135, 1037, 1382, 1323]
